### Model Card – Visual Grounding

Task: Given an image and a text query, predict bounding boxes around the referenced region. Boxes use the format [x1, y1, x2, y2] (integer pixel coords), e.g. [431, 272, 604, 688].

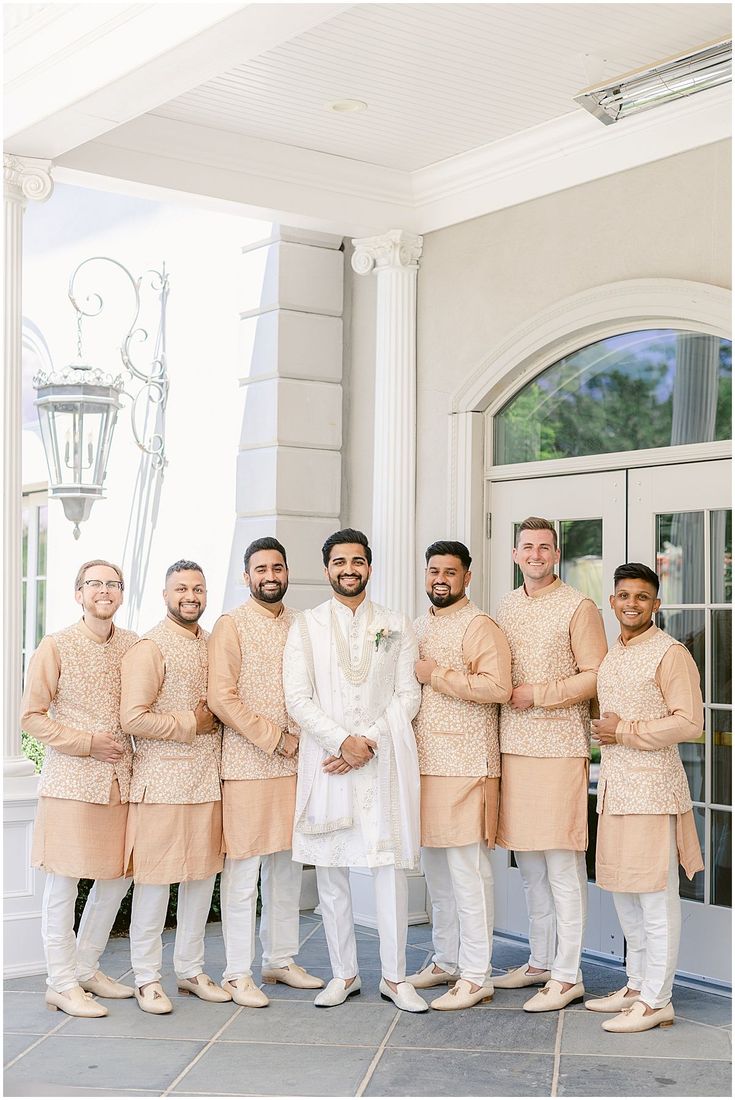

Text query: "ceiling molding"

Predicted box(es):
[55, 84, 731, 237]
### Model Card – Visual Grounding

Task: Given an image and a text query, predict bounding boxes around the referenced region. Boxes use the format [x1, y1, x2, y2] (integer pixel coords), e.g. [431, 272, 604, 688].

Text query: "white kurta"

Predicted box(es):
[283, 597, 421, 869]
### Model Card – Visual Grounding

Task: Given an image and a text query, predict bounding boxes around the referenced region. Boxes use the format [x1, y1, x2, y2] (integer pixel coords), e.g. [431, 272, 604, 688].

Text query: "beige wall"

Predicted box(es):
[344, 140, 731, 604]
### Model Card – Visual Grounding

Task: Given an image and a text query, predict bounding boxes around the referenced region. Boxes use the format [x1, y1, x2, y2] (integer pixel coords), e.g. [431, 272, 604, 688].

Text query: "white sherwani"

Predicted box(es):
[283, 598, 421, 869]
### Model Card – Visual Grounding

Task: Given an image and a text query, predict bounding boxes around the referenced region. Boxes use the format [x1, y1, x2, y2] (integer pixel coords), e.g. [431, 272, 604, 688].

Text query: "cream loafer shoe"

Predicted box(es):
[493, 965, 551, 989]
[585, 985, 640, 1013]
[261, 963, 325, 989]
[602, 1000, 675, 1033]
[379, 979, 429, 1013]
[524, 979, 585, 1012]
[135, 982, 173, 1015]
[46, 985, 108, 1018]
[314, 977, 362, 1007]
[223, 977, 269, 1008]
[406, 964, 457, 989]
[78, 971, 134, 999]
[178, 973, 232, 1002]
[431, 978, 494, 1011]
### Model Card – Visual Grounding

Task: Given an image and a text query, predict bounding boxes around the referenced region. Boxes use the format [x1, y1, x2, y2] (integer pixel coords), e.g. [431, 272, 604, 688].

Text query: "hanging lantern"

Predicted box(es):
[33, 362, 125, 539]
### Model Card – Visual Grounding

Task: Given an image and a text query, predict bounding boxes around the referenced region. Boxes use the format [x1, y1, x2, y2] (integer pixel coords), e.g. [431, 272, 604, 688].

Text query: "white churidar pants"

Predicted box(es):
[421, 843, 495, 986]
[130, 875, 217, 986]
[220, 851, 302, 981]
[515, 849, 587, 984]
[612, 818, 681, 1009]
[317, 864, 408, 983]
[42, 874, 132, 992]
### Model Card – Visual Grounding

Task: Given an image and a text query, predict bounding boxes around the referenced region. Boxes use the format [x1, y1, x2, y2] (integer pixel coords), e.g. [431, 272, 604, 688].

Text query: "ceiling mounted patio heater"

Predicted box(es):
[575, 37, 731, 125]
[34, 256, 169, 538]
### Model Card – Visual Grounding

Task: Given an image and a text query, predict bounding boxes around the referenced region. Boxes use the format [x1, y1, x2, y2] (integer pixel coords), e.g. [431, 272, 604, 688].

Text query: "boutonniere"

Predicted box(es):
[373, 626, 396, 651]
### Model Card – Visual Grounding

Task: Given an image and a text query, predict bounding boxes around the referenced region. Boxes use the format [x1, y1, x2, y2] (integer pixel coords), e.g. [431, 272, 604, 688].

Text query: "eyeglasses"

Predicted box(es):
[79, 579, 124, 591]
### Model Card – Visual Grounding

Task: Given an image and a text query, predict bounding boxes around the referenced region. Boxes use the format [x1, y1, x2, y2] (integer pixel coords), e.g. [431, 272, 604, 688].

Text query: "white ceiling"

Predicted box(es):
[152, 2, 732, 172]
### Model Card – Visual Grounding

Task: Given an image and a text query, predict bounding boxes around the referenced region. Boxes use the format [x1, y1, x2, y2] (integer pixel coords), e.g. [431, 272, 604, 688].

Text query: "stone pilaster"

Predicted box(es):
[351, 230, 423, 617]
[4, 154, 53, 977]
[226, 226, 344, 610]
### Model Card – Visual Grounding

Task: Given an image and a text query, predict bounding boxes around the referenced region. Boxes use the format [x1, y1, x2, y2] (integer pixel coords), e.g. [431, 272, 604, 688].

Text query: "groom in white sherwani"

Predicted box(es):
[283, 529, 427, 1012]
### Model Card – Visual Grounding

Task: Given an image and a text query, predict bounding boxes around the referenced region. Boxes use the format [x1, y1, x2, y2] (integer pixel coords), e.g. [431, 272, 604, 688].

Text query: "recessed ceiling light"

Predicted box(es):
[327, 99, 368, 113]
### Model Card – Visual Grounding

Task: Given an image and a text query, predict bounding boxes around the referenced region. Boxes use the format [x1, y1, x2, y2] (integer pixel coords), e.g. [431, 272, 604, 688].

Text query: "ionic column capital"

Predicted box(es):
[351, 229, 423, 276]
[3, 154, 53, 206]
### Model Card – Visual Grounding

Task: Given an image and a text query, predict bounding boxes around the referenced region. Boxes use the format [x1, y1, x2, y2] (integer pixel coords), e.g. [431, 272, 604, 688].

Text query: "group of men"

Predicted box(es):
[22, 518, 703, 1036]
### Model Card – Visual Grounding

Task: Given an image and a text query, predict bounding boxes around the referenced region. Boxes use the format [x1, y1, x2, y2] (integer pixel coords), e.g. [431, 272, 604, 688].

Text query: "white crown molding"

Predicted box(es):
[52, 80, 731, 237]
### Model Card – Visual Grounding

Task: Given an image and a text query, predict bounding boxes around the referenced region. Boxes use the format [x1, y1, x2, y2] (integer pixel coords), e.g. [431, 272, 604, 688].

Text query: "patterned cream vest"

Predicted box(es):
[596, 629, 694, 816]
[129, 621, 222, 805]
[413, 601, 500, 778]
[38, 621, 137, 804]
[221, 602, 299, 781]
[497, 582, 591, 758]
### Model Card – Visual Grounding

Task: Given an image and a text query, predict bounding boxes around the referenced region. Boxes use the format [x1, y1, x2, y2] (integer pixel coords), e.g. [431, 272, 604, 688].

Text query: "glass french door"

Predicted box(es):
[487, 460, 732, 983]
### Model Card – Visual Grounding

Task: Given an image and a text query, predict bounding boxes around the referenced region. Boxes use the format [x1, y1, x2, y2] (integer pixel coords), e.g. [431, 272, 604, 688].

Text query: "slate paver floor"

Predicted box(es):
[4, 913, 731, 1097]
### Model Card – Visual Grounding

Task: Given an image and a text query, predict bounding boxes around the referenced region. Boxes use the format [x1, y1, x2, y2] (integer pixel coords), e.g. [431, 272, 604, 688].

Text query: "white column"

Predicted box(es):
[351, 230, 423, 617]
[4, 154, 52, 775]
[4, 154, 53, 976]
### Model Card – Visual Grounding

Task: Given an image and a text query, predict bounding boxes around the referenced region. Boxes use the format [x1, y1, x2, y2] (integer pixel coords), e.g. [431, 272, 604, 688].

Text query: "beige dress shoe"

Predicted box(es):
[261, 963, 325, 989]
[431, 978, 494, 1011]
[602, 1000, 675, 1033]
[178, 973, 232, 1002]
[79, 971, 134, 999]
[379, 979, 429, 1013]
[223, 976, 269, 1008]
[406, 964, 457, 989]
[524, 979, 585, 1012]
[46, 985, 108, 1018]
[585, 985, 640, 1013]
[135, 981, 173, 1015]
[492, 965, 551, 989]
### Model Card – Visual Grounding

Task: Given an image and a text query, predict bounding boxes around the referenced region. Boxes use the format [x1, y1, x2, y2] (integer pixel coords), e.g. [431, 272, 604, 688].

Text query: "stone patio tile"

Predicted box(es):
[2, 1035, 205, 1093]
[364, 1048, 554, 1096]
[557, 1054, 734, 1096]
[4, 991, 71, 1034]
[667, 986, 733, 1028]
[561, 1004, 731, 1060]
[389, 1005, 558, 1052]
[222, 997, 395, 1046]
[3, 973, 49, 993]
[4, 1087, 162, 1097]
[173, 1040, 376, 1095]
[63, 985, 240, 1041]
[4, 1031, 41, 1066]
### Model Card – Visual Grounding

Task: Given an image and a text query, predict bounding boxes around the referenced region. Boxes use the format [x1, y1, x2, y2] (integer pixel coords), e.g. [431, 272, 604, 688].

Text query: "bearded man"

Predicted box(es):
[408, 541, 512, 1010]
[21, 560, 138, 1017]
[120, 560, 227, 1014]
[283, 529, 427, 1013]
[207, 537, 323, 1006]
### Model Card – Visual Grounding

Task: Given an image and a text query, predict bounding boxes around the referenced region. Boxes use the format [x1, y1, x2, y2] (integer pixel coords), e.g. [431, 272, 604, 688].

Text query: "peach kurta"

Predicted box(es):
[207, 599, 296, 859]
[496, 578, 607, 852]
[414, 598, 511, 847]
[596, 625, 705, 892]
[22, 619, 137, 879]
[120, 618, 224, 884]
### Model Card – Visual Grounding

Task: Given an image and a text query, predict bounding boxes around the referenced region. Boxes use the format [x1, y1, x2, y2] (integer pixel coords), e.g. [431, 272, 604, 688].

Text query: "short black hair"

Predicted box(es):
[166, 559, 204, 582]
[425, 540, 472, 570]
[244, 537, 288, 574]
[322, 528, 372, 567]
[613, 562, 660, 595]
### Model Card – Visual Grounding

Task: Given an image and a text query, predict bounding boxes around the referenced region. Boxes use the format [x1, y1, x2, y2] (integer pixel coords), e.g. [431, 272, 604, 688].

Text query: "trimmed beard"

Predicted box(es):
[428, 588, 465, 609]
[252, 581, 287, 604]
[330, 574, 369, 598]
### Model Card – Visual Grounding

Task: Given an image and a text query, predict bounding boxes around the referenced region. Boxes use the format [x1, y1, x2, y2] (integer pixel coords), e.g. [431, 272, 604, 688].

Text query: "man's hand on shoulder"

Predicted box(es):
[510, 683, 535, 709]
[194, 699, 219, 735]
[340, 735, 377, 768]
[89, 732, 123, 762]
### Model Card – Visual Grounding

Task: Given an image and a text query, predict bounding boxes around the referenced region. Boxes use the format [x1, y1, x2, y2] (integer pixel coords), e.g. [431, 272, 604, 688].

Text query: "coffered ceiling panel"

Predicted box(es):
[152, 2, 731, 171]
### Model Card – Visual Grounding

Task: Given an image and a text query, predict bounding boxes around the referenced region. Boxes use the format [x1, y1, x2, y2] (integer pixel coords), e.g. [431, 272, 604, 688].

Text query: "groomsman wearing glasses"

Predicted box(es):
[22, 560, 138, 1017]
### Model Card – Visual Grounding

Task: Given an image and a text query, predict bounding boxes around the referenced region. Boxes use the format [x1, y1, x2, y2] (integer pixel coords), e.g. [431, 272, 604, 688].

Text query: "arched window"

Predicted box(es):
[494, 329, 731, 465]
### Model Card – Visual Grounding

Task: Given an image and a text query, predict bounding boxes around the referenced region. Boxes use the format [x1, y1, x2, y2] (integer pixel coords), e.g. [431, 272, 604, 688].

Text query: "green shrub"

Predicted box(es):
[22, 731, 44, 772]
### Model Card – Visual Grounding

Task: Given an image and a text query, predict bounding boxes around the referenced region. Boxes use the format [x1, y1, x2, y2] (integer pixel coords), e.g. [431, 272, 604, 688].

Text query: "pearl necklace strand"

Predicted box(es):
[331, 605, 373, 685]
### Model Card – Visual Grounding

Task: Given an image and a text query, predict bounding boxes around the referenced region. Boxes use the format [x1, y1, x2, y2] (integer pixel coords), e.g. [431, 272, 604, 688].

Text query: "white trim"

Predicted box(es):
[447, 278, 732, 594]
[485, 442, 732, 483]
